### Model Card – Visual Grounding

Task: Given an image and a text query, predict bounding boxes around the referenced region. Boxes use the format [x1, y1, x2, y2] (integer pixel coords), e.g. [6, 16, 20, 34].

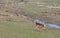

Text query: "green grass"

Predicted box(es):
[0, 0, 60, 38]
[0, 20, 60, 38]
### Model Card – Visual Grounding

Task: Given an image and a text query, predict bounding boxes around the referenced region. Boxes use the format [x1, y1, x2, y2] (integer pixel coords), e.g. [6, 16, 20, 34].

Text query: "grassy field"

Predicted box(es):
[0, 0, 60, 38]
[0, 16, 60, 38]
[0, 0, 60, 24]
[17, 2, 60, 24]
[0, 21, 60, 38]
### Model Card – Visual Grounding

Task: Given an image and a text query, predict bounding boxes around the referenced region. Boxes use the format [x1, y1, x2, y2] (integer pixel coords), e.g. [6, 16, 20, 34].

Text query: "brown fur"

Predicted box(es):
[35, 22, 46, 30]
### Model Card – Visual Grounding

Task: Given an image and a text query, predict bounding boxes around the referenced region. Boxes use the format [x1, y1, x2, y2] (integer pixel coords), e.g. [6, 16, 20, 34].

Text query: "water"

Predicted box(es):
[34, 19, 60, 29]
[47, 23, 60, 29]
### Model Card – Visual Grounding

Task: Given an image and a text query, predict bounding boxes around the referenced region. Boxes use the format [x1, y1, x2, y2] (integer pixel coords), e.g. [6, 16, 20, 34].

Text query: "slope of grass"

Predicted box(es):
[0, 16, 60, 38]
[1, 0, 60, 24]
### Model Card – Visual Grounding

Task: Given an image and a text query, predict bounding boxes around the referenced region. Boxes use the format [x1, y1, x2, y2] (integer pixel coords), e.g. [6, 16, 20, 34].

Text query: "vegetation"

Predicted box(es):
[0, 16, 60, 38]
[0, 0, 60, 38]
